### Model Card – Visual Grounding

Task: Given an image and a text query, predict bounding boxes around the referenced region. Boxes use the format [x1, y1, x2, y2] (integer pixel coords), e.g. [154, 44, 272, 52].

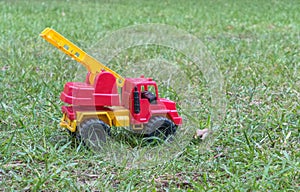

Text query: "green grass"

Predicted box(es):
[0, 0, 299, 191]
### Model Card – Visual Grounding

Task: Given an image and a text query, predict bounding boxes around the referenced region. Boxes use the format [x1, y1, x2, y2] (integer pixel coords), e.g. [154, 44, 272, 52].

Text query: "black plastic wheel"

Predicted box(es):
[77, 118, 111, 149]
[144, 116, 177, 141]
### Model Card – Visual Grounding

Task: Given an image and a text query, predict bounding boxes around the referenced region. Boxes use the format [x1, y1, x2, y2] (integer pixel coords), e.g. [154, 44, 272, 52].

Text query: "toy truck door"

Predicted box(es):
[131, 85, 156, 123]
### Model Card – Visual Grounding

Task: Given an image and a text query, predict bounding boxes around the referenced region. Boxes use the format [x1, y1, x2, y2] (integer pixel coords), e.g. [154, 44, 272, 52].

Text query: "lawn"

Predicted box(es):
[0, 0, 299, 191]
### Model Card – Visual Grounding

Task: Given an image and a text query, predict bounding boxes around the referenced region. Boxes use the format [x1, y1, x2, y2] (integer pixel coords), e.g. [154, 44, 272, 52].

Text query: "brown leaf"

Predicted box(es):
[1, 65, 9, 71]
[195, 128, 209, 140]
[214, 153, 224, 158]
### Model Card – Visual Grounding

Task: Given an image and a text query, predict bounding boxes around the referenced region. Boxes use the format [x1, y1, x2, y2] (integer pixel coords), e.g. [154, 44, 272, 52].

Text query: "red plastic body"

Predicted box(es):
[61, 72, 182, 126]
[61, 72, 120, 106]
[122, 77, 182, 125]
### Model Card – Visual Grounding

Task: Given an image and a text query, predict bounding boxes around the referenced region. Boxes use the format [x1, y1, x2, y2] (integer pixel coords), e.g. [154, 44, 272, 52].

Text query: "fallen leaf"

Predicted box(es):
[214, 153, 224, 158]
[195, 128, 209, 140]
[1, 65, 9, 71]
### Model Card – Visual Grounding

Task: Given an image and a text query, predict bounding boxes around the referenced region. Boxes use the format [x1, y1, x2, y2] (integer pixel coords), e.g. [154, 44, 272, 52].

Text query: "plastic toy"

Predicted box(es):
[40, 28, 182, 145]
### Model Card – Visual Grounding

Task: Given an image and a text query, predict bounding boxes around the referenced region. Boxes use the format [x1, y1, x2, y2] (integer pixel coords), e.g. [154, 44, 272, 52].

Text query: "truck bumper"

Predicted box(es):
[60, 113, 77, 132]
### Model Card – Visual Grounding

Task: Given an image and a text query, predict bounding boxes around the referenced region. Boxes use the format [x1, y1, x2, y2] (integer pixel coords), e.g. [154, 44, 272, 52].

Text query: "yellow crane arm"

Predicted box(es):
[40, 27, 125, 86]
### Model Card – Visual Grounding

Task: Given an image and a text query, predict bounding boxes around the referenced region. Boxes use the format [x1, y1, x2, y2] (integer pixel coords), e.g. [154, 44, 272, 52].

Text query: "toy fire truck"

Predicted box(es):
[40, 28, 182, 146]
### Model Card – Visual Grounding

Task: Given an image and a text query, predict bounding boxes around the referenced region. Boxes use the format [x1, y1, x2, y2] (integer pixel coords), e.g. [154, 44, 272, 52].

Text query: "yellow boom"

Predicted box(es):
[40, 27, 125, 86]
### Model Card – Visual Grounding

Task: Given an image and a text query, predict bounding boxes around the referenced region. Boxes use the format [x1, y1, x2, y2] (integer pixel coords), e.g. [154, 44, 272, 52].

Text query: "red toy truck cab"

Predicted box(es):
[122, 77, 182, 127]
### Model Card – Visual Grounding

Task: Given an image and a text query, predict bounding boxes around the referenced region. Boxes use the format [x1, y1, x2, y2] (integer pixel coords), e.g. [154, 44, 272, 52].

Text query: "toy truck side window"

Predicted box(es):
[141, 85, 157, 104]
